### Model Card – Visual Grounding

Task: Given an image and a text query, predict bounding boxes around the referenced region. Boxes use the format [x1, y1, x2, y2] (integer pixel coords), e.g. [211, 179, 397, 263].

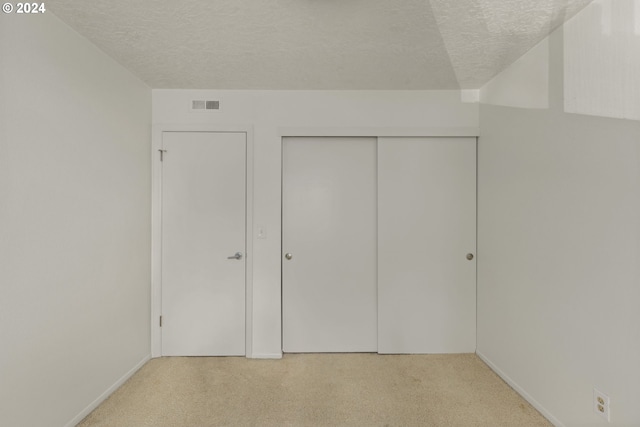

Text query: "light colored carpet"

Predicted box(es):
[77, 354, 552, 427]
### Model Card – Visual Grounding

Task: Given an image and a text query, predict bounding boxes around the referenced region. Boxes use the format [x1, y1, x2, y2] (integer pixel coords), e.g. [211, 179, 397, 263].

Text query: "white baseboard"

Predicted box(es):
[250, 353, 283, 359]
[476, 351, 565, 427]
[64, 354, 151, 427]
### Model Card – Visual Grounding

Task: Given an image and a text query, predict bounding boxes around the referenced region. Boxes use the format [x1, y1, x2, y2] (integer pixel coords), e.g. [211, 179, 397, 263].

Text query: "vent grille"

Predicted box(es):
[191, 100, 221, 111]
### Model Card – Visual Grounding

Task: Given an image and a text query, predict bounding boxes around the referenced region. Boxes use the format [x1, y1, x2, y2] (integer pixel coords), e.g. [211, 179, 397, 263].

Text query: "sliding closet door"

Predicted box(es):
[282, 137, 377, 353]
[378, 137, 476, 354]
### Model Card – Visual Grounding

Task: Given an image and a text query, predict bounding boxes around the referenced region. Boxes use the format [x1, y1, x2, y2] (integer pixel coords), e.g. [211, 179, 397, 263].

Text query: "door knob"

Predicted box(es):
[227, 252, 243, 260]
[285, 253, 293, 260]
[466, 253, 474, 261]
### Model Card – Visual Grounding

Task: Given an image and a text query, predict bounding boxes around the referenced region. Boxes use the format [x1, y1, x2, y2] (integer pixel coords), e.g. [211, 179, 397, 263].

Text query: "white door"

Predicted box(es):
[282, 137, 377, 353]
[378, 137, 476, 354]
[161, 131, 246, 356]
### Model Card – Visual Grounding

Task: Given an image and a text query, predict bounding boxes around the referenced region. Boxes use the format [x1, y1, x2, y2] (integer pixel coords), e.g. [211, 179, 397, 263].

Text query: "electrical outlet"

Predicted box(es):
[593, 388, 610, 422]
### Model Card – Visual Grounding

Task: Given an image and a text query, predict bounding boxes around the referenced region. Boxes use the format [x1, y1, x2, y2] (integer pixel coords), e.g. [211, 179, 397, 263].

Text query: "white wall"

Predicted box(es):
[564, 0, 640, 120]
[480, 38, 549, 109]
[0, 12, 151, 427]
[153, 90, 478, 357]
[478, 6, 640, 426]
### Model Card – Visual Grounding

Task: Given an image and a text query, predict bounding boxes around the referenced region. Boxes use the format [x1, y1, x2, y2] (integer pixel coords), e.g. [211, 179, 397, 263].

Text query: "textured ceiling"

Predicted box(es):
[48, 0, 593, 90]
[429, 0, 594, 88]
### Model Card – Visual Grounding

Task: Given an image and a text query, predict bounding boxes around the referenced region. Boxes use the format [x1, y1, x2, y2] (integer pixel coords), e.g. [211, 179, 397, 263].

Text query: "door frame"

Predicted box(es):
[151, 125, 254, 358]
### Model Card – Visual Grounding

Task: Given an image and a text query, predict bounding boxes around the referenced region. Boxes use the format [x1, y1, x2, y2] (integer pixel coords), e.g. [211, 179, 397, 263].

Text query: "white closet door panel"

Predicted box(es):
[378, 137, 476, 354]
[161, 131, 246, 356]
[282, 137, 377, 353]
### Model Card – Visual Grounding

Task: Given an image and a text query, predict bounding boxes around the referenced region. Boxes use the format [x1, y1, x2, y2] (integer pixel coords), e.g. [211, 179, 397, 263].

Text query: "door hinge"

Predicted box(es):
[159, 315, 163, 327]
[159, 149, 167, 161]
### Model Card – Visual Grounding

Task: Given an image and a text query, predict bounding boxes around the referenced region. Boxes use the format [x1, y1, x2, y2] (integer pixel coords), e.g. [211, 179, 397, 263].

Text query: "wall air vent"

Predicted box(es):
[191, 100, 221, 112]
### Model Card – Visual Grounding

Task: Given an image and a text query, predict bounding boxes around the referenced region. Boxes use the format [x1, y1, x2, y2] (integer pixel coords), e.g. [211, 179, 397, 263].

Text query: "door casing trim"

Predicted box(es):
[151, 124, 254, 358]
